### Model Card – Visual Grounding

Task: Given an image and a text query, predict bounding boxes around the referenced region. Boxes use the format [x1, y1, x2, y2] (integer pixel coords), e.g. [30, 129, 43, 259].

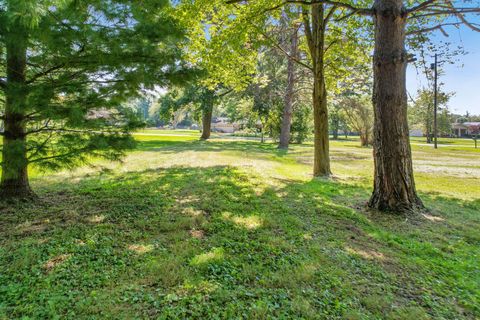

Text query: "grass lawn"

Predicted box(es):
[1, 131, 479, 319]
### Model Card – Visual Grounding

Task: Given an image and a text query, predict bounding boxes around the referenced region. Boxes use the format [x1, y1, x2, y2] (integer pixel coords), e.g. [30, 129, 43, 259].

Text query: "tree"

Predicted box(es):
[226, 0, 371, 176]
[367, 0, 480, 212]
[409, 87, 453, 142]
[286, 0, 479, 212]
[0, 0, 188, 198]
[278, 16, 300, 149]
[340, 95, 374, 147]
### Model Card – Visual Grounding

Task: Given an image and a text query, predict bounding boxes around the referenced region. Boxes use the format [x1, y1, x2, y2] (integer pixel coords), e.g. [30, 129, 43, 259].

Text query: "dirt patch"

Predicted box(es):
[189, 229, 205, 239]
[128, 244, 154, 254]
[43, 254, 72, 272]
[346, 246, 386, 261]
[17, 220, 50, 235]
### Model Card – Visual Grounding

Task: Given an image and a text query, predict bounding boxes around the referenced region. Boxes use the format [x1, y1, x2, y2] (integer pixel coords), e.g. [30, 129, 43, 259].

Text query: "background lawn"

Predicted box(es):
[1, 131, 479, 319]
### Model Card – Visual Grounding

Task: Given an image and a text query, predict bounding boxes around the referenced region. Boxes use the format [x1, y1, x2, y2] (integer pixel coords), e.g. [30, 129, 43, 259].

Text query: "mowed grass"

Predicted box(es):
[1, 131, 479, 319]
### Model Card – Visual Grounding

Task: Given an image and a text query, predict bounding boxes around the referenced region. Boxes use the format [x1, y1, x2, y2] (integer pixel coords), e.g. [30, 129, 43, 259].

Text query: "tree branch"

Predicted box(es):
[407, 0, 440, 14]
[302, 7, 315, 57]
[217, 88, 234, 97]
[324, 5, 338, 24]
[446, 0, 480, 32]
[26, 64, 66, 85]
[226, 0, 373, 15]
[407, 22, 463, 36]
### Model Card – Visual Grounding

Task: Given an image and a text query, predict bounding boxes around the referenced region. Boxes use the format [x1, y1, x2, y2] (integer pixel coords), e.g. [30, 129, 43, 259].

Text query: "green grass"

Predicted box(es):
[1, 131, 479, 319]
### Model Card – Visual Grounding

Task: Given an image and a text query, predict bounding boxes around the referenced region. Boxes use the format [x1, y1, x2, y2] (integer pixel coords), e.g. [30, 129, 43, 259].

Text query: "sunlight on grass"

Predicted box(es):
[128, 244, 154, 254]
[2, 133, 480, 319]
[345, 246, 386, 261]
[190, 248, 225, 266]
[86, 215, 106, 223]
[222, 212, 263, 230]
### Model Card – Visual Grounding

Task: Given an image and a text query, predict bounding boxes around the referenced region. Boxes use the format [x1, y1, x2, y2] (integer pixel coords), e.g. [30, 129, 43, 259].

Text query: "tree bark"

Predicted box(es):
[368, 0, 423, 212]
[305, 4, 331, 176]
[0, 29, 33, 199]
[278, 25, 299, 149]
[200, 90, 214, 140]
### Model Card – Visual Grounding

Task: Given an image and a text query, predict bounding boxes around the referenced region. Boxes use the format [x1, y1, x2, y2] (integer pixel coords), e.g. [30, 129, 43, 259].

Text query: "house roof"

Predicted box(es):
[452, 122, 480, 129]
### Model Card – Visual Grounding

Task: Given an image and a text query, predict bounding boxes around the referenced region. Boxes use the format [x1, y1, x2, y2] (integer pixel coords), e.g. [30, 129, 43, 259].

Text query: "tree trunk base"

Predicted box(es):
[313, 169, 331, 178]
[0, 185, 36, 202]
[0, 178, 37, 200]
[368, 193, 424, 214]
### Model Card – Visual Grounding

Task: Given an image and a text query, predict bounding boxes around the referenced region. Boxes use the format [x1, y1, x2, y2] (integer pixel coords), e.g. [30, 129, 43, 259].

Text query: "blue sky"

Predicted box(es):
[407, 25, 480, 115]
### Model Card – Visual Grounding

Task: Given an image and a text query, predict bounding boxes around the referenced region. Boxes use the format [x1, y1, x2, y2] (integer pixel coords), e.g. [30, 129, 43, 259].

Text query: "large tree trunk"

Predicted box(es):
[308, 4, 331, 176]
[312, 75, 330, 176]
[0, 30, 33, 199]
[200, 107, 213, 140]
[200, 90, 214, 140]
[368, 0, 423, 212]
[278, 25, 298, 149]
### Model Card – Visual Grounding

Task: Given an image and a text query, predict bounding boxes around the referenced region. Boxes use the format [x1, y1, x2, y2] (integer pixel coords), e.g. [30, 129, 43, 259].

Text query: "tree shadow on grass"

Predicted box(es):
[135, 139, 292, 157]
[0, 165, 478, 319]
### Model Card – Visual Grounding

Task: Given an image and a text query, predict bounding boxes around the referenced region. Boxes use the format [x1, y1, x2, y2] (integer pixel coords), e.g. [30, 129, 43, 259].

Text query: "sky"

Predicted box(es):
[406, 25, 480, 115]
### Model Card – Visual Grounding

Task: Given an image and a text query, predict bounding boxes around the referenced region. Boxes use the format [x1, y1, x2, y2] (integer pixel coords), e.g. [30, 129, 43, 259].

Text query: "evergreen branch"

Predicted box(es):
[27, 64, 66, 84]
[26, 131, 55, 159]
[0, 79, 6, 90]
[26, 120, 52, 135]
[27, 128, 125, 135]
[28, 149, 88, 164]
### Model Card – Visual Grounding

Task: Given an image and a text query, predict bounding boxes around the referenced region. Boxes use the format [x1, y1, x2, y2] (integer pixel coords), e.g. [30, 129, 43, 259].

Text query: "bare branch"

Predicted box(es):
[217, 88, 234, 97]
[406, 22, 462, 35]
[409, 7, 480, 19]
[226, 0, 373, 15]
[233, 7, 314, 71]
[326, 38, 340, 53]
[324, 5, 338, 24]
[407, 0, 440, 14]
[446, 0, 480, 32]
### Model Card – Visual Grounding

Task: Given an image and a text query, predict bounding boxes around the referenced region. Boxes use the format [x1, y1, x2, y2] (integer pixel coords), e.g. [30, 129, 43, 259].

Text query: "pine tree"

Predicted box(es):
[0, 0, 188, 198]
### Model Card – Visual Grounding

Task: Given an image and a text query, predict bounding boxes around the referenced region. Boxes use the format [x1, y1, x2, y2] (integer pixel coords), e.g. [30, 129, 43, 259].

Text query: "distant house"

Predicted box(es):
[211, 117, 240, 133]
[451, 122, 480, 137]
[409, 129, 423, 137]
